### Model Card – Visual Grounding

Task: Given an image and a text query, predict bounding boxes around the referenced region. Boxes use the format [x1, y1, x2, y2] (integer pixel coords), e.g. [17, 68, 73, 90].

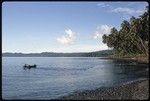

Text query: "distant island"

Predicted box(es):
[2, 50, 113, 57]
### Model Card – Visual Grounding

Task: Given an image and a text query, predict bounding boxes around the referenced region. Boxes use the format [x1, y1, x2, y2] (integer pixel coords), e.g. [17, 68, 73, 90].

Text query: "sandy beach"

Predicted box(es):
[59, 79, 149, 100]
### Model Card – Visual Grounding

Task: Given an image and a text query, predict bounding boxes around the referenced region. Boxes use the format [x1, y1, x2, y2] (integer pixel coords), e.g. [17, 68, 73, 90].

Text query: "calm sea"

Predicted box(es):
[2, 57, 149, 99]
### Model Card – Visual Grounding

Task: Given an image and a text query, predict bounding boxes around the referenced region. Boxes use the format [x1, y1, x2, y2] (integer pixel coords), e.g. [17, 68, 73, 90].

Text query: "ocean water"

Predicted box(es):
[2, 57, 149, 99]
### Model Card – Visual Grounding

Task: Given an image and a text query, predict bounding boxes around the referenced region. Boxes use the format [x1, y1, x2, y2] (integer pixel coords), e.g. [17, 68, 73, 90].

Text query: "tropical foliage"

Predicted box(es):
[102, 7, 149, 57]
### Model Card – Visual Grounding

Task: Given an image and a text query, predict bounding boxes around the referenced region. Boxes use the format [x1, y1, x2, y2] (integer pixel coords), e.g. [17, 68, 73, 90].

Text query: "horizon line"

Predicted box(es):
[2, 49, 112, 54]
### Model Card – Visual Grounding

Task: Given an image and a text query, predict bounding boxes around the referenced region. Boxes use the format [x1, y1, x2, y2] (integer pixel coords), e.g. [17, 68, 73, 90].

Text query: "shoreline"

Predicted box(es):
[99, 56, 149, 64]
[59, 78, 149, 100]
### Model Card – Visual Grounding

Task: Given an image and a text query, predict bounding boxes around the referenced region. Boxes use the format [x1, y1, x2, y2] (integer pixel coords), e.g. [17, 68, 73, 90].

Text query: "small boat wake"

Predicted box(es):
[36, 67, 89, 71]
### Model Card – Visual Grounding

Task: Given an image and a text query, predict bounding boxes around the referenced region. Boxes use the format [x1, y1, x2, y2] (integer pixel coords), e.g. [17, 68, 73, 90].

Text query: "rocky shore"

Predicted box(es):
[59, 79, 149, 100]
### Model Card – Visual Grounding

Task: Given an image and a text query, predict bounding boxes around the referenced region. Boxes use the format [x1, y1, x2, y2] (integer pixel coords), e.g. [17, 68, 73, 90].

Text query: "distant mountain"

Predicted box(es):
[2, 50, 113, 57]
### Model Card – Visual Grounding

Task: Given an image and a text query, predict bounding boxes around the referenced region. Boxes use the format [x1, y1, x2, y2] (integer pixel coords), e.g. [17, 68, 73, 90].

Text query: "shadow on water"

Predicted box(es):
[110, 59, 149, 78]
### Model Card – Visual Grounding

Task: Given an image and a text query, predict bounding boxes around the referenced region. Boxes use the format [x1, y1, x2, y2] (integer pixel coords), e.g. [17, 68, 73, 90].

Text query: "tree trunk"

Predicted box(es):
[137, 36, 148, 56]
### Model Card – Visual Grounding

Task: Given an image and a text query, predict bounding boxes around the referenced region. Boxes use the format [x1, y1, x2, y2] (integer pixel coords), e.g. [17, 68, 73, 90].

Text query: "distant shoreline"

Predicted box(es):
[59, 78, 149, 100]
[2, 50, 113, 57]
[2, 56, 109, 57]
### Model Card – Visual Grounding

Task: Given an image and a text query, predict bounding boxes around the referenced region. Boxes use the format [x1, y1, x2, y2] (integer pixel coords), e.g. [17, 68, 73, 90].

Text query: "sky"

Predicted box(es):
[2, 1, 148, 53]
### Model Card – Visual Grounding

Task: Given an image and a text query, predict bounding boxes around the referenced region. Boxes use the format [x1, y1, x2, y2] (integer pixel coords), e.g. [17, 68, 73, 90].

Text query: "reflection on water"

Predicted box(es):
[2, 57, 149, 99]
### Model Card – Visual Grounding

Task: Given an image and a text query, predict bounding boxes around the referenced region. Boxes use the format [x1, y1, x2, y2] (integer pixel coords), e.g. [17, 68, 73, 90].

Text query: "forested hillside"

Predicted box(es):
[2, 50, 113, 57]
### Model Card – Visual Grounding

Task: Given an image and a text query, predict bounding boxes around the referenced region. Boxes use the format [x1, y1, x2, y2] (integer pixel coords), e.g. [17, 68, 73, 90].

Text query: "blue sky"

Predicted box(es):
[2, 2, 148, 53]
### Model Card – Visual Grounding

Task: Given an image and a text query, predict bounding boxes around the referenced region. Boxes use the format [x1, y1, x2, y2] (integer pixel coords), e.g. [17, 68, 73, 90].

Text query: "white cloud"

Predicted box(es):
[127, 2, 148, 6]
[97, 2, 147, 18]
[97, 3, 110, 8]
[93, 25, 112, 39]
[111, 7, 145, 15]
[57, 29, 77, 45]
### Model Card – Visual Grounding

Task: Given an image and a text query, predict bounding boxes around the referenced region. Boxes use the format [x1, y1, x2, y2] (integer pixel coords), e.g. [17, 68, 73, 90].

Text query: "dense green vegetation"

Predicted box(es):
[102, 7, 149, 57]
